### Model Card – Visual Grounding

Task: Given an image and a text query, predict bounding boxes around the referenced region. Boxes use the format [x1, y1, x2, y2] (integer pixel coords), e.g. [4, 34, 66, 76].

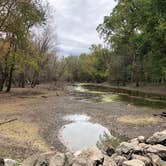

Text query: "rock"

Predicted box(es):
[147, 130, 166, 145]
[72, 158, 87, 166]
[138, 143, 147, 149]
[122, 159, 145, 166]
[103, 156, 117, 166]
[131, 154, 151, 165]
[73, 147, 104, 165]
[146, 144, 166, 158]
[21, 130, 166, 166]
[111, 155, 127, 165]
[0, 158, 5, 166]
[116, 142, 142, 155]
[138, 136, 145, 143]
[130, 138, 139, 146]
[116, 142, 134, 154]
[49, 153, 66, 166]
[147, 153, 166, 166]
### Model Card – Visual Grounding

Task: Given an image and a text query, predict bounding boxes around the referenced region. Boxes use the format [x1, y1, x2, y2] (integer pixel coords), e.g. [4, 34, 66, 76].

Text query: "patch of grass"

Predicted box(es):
[102, 95, 119, 102]
[0, 121, 49, 152]
[97, 131, 128, 152]
[74, 86, 87, 92]
[117, 115, 163, 125]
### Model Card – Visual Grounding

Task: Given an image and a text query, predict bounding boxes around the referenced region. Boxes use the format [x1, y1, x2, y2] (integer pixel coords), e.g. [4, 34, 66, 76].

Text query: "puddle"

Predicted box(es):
[59, 114, 111, 152]
[63, 114, 90, 122]
[59, 122, 110, 152]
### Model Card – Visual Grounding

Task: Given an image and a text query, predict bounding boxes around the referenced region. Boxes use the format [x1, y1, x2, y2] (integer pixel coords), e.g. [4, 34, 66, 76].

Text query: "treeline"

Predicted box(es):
[0, 0, 60, 92]
[64, 0, 166, 87]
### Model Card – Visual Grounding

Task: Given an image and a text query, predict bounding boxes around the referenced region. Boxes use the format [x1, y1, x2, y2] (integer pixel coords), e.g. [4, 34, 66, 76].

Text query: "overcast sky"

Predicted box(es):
[47, 0, 116, 56]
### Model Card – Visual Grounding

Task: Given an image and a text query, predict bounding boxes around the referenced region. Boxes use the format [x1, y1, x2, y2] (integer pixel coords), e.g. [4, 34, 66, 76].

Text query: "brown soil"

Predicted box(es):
[0, 85, 165, 160]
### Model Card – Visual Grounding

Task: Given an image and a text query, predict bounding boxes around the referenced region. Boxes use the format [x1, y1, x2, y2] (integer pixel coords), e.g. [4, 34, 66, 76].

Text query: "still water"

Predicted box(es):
[59, 114, 111, 152]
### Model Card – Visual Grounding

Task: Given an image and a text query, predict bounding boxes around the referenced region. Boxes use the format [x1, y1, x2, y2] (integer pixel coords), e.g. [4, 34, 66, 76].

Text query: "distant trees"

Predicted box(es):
[63, 44, 111, 83]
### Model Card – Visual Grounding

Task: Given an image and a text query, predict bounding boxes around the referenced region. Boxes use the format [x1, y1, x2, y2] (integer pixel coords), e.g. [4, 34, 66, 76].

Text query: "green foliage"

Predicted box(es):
[96, 0, 166, 86]
[97, 131, 128, 151]
[64, 45, 111, 83]
[0, 0, 48, 91]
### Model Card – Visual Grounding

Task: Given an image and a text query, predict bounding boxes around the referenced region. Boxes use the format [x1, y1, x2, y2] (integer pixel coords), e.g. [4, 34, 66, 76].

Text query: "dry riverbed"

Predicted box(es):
[0, 85, 165, 160]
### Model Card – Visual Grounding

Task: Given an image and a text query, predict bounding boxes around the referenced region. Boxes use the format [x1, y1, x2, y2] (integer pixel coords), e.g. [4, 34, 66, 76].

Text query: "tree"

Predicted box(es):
[0, 0, 45, 91]
[97, 0, 166, 86]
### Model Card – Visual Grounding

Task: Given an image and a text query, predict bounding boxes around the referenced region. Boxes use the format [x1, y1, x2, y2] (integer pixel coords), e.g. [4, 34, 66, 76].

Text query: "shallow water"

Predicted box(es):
[73, 84, 166, 109]
[59, 114, 111, 152]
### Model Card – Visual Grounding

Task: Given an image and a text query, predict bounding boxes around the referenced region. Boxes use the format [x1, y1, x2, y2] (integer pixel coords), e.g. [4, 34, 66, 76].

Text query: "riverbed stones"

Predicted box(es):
[131, 154, 151, 165]
[102, 156, 117, 166]
[21, 130, 166, 166]
[147, 153, 166, 166]
[122, 159, 145, 166]
[116, 142, 135, 154]
[145, 144, 166, 158]
[147, 130, 166, 145]
[130, 138, 139, 145]
[111, 155, 127, 165]
[116, 142, 142, 155]
[49, 153, 66, 166]
[73, 147, 104, 165]
[137, 136, 145, 143]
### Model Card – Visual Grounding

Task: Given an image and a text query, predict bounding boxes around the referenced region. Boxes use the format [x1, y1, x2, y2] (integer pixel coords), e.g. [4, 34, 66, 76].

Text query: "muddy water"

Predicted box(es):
[72, 84, 166, 109]
[59, 114, 111, 152]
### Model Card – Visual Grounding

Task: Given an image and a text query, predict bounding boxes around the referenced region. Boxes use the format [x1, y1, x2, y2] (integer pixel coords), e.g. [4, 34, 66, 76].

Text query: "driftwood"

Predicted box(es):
[0, 118, 17, 126]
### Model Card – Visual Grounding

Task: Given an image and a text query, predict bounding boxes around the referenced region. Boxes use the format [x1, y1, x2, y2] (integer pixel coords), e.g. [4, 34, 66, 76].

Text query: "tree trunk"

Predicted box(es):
[6, 65, 14, 92]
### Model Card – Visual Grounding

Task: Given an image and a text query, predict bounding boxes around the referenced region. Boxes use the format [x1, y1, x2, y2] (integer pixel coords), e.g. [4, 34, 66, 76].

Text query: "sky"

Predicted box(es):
[46, 0, 116, 56]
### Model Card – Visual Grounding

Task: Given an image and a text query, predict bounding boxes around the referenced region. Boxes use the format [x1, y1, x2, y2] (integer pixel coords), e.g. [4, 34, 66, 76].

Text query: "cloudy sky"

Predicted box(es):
[47, 0, 116, 56]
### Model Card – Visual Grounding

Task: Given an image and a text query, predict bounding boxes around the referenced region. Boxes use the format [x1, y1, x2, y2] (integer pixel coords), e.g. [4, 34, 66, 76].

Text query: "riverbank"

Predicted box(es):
[81, 83, 166, 101]
[0, 84, 165, 161]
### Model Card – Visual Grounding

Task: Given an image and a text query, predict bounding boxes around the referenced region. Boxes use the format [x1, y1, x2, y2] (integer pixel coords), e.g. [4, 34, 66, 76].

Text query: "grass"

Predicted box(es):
[117, 115, 163, 125]
[102, 94, 119, 102]
[0, 121, 49, 152]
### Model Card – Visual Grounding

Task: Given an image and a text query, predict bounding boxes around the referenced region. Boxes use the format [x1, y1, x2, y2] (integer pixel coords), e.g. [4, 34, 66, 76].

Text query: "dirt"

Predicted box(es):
[0, 85, 165, 160]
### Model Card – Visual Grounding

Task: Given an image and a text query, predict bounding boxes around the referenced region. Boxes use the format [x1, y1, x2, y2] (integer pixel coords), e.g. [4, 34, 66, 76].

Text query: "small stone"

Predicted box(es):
[138, 143, 147, 149]
[116, 142, 134, 154]
[73, 147, 104, 165]
[50, 153, 66, 166]
[103, 156, 117, 166]
[130, 138, 139, 145]
[122, 159, 145, 166]
[147, 153, 166, 166]
[146, 144, 166, 158]
[112, 155, 127, 165]
[138, 136, 145, 143]
[147, 130, 166, 145]
[131, 154, 151, 165]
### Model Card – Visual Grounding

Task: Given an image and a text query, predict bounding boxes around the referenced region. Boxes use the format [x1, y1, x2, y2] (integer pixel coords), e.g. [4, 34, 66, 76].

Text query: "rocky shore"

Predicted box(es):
[2, 130, 164, 166]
